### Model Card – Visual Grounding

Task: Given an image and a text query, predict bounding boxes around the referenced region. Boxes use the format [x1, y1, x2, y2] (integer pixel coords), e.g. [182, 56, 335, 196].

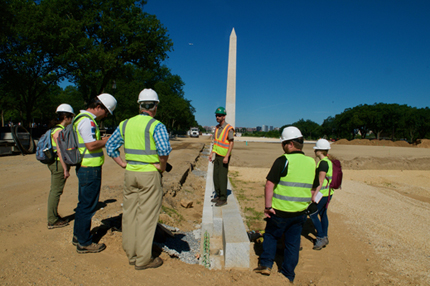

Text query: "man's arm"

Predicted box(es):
[85, 137, 108, 151]
[106, 127, 127, 168]
[223, 140, 234, 164]
[154, 155, 169, 172]
[77, 117, 108, 151]
[264, 180, 277, 218]
[153, 123, 172, 172]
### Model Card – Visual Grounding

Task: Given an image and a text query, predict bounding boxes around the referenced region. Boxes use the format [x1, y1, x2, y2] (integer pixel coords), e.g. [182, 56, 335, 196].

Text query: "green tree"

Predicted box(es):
[320, 116, 336, 139]
[104, 65, 196, 132]
[0, 0, 173, 126]
[56, 0, 173, 102]
[0, 0, 69, 126]
[291, 119, 321, 140]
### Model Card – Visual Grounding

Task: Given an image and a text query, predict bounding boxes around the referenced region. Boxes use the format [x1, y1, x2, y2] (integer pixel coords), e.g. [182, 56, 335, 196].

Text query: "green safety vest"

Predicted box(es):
[51, 125, 64, 161]
[74, 113, 104, 167]
[272, 153, 316, 212]
[119, 115, 160, 172]
[319, 157, 333, 197]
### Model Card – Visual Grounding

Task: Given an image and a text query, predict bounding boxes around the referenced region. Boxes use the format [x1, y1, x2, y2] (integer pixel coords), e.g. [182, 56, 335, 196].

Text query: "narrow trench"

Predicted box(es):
[174, 144, 209, 196]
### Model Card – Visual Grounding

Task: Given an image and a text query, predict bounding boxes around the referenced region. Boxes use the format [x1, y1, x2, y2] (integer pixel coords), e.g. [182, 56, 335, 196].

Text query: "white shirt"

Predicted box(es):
[77, 110, 97, 144]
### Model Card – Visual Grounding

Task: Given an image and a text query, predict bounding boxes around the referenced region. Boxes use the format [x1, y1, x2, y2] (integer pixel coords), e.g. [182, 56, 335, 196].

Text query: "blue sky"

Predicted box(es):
[61, 1, 430, 128]
[142, 1, 430, 128]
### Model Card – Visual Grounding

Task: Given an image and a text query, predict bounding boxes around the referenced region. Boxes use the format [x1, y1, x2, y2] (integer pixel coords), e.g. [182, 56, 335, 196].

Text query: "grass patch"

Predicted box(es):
[244, 206, 263, 229]
[236, 192, 247, 201]
[162, 206, 184, 222]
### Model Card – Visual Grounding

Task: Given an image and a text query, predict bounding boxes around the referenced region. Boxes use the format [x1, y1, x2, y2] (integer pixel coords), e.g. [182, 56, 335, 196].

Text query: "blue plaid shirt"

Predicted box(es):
[106, 114, 172, 158]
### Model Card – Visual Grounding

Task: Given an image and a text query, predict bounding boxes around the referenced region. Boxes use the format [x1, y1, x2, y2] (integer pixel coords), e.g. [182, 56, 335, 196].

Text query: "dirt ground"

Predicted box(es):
[1, 136, 429, 285]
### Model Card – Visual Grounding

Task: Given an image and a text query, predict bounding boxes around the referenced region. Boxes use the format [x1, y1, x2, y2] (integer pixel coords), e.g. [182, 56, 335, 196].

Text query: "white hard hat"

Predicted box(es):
[314, 139, 331, 150]
[281, 126, 303, 142]
[56, 104, 74, 115]
[97, 93, 117, 114]
[138, 88, 159, 103]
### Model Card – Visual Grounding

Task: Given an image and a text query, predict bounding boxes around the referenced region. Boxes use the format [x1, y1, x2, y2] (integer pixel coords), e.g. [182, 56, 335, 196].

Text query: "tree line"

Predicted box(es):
[243, 103, 430, 143]
[0, 0, 197, 132]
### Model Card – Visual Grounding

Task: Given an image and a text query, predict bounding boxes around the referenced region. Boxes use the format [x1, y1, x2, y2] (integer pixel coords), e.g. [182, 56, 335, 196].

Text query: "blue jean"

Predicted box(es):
[260, 213, 307, 282]
[74, 166, 102, 246]
[310, 195, 332, 238]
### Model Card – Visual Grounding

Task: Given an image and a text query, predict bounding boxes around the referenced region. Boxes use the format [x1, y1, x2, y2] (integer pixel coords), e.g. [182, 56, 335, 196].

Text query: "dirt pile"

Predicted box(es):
[333, 138, 412, 147]
[417, 139, 430, 148]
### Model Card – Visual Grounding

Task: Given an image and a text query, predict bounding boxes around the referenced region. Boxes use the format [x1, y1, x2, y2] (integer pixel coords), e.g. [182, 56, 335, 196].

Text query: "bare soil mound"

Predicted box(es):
[333, 138, 412, 147]
[417, 139, 430, 148]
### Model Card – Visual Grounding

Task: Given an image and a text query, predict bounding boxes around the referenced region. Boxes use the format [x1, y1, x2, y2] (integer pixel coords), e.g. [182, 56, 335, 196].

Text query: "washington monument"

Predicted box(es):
[225, 28, 236, 129]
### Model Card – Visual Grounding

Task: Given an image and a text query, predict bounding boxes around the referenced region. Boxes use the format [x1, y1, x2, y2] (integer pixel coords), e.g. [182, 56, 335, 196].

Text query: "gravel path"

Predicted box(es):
[331, 177, 430, 284]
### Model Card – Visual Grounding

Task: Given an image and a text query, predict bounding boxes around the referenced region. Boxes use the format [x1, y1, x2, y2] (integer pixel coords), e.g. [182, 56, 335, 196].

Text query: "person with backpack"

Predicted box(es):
[72, 93, 117, 254]
[310, 138, 336, 250]
[46, 104, 75, 229]
[105, 88, 171, 270]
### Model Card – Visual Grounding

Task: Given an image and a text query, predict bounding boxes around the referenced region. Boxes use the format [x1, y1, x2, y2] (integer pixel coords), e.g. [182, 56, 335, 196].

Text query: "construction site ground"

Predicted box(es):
[1, 136, 429, 285]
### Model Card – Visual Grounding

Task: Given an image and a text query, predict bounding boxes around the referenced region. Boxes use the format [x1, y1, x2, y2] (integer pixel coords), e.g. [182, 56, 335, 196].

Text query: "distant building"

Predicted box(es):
[269, 126, 273, 131]
[203, 126, 213, 133]
[262, 125, 268, 132]
[256, 126, 262, 132]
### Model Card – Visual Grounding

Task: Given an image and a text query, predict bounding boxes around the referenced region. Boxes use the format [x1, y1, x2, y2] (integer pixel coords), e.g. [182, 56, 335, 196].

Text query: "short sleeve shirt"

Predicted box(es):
[76, 110, 98, 144]
[312, 160, 329, 186]
[216, 122, 234, 141]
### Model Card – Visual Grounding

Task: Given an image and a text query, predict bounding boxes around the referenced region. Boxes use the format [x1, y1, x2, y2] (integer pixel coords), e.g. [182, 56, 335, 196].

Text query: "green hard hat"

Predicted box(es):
[215, 106, 227, 115]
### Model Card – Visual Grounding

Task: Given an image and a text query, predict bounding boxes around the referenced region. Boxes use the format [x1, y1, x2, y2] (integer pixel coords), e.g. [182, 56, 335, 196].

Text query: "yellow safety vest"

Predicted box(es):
[319, 157, 333, 197]
[213, 124, 234, 157]
[74, 113, 104, 167]
[272, 153, 316, 212]
[51, 125, 64, 161]
[119, 115, 160, 172]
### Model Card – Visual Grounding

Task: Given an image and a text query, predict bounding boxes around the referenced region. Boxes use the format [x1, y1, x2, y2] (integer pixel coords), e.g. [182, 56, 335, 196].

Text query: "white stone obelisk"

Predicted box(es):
[225, 28, 236, 129]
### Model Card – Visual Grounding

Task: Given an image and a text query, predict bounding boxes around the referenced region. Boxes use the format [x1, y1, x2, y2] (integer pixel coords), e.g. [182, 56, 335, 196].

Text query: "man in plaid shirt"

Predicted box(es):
[106, 88, 171, 270]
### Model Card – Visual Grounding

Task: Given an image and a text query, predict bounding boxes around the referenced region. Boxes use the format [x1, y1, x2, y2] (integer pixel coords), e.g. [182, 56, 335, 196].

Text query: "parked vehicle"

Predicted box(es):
[189, 127, 199, 138]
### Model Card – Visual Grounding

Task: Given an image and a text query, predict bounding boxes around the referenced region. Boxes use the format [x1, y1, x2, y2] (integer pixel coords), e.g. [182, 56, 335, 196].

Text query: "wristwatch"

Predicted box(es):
[265, 207, 272, 210]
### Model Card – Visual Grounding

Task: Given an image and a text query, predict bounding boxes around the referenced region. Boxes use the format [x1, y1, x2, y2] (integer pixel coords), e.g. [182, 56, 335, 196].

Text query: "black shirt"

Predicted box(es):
[312, 160, 329, 186]
[266, 152, 319, 217]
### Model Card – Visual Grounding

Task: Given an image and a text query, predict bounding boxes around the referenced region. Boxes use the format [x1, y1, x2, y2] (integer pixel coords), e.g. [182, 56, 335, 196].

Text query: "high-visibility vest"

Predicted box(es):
[74, 113, 104, 167]
[213, 124, 234, 157]
[272, 153, 316, 212]
[319, 157, 333, 197]
[119, 115, 160, 172]
[51, 125, 64, 161]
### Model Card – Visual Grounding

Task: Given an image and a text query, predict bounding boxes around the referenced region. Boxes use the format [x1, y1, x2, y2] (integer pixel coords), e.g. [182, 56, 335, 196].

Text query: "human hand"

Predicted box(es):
[222, 156, 229, 164]
[153, 163, 163, 172]
[209, 152, 213, 162]
[264, 207, 276, 218]
[64, 170, 70, 179]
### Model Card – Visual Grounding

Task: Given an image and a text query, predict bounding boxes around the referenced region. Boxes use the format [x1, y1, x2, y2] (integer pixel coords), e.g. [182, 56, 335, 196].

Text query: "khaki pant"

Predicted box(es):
[122, 170, 163, 267]
[47, 160, 69, 224]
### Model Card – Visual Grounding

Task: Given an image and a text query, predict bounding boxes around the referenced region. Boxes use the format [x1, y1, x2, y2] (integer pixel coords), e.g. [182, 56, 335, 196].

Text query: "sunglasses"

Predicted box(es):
[215, 114, 224, 117]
